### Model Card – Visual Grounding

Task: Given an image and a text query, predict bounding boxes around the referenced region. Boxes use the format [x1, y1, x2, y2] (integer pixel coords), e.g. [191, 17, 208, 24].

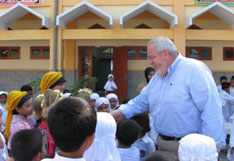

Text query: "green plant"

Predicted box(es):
[28, 78, 41, 95]
[69, 76, 98, 96]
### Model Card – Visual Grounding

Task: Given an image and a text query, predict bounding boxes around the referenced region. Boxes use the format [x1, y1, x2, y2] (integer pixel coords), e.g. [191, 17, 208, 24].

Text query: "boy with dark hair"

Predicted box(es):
[217, 76, 228, 92]
[42, 97, 97, 161]
[11, 129, 45, 161]
[220, 82, 234, 123]
[116, 119, 140, 161]
[131, 113, 155, 161]
[20, 85, 33, 98]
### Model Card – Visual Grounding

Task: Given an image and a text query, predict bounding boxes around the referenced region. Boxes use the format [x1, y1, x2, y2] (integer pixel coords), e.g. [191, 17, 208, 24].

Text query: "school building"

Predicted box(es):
[0, 0, 234, 101]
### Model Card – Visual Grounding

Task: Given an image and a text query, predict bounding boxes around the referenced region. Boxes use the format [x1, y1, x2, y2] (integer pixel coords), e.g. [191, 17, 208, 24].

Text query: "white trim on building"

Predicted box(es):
[186, 2, 234, 29]
[0, 2, 50, 30]
[119, 0, 178, 28]
[56, 1, 114, 29]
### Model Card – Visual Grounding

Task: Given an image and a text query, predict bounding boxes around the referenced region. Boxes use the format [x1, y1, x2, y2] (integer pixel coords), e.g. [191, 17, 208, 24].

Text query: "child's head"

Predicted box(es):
[178, 134, 217, 161]
[108, 74, 114, 81]
[84, 112, 121, 161]
[20, 85, 33, 98]
[90, 93, 100, 109]
[221, 82, 231, 93]
[231, 76, 234, 87]
[95, 97, 111, 113]
[131, 113, 150, 137]
[11, 129, 46, 161]
[0, 91, 7, 104]
[47, 97, 97, 154]
[106, 93, 119, 110]
[4, 91, 32, 140]
[220, 76, 228, 84]
[116, 119, 140, 147]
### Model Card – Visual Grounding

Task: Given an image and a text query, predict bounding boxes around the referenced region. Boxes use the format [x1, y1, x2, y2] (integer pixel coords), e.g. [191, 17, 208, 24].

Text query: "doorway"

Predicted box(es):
[78, 46, 127, 102]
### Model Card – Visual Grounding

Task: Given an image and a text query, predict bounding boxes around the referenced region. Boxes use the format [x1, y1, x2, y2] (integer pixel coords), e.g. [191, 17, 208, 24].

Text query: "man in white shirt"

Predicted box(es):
[111, 37, 223, 154]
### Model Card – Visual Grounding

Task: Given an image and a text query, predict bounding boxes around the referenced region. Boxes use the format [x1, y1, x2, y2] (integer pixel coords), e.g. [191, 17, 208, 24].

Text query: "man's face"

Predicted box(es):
[147, 44, 168, 76]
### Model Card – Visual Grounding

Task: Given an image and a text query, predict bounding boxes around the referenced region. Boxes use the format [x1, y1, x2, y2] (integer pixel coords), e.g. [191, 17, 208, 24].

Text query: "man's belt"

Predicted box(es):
[159, 133, 181, 141]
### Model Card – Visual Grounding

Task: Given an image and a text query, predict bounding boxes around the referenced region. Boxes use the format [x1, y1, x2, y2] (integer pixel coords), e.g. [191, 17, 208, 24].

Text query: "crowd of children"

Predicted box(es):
[0, 71, 233, 161]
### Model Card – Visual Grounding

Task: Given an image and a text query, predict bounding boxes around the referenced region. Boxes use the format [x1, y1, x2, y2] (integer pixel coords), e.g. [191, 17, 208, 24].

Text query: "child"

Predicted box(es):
[42, 97, 97, 161]
[131, 113, 155, 161]
[0, 91, 7, 132]
[0, 107, 8, 161]
[20, 85, 33, 98]
[94, 97, 111, 113]
[84, 112, 121, 161]
[4, 91, 34, 151]
[178, 134, 217, 161]
[117, 119, 140, 161]
[90, 93, 100, 109]
[219, 82, 234, 122]
[32, 89, 63, 158]
[40, 71, 66, 94]
[104, 74, 117, 95]
[11, 129, 46, 161]
[106, 93, 119, 111]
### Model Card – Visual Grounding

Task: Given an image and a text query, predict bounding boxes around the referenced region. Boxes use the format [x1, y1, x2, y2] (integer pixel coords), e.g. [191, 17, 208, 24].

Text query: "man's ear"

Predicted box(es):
[162, 50, 170, 59]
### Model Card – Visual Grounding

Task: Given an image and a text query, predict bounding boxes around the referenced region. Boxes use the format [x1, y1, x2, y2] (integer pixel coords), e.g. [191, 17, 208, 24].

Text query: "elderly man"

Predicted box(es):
[111, 37, 223, 153]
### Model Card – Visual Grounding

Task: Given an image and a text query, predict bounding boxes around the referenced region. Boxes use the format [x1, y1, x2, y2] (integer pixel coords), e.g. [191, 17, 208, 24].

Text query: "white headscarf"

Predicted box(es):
[94, 97, 111, 112]
[178, 133, 218, 161]
[84, 112, 121, 161]
[90, 93, 100, 100]
[0, 91, 8, 96]
[104, 74, 117, 91]
[106, 93, 119, 109]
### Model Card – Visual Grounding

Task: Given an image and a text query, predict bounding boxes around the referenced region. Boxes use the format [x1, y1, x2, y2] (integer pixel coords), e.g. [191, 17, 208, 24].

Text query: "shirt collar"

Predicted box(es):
[54, 153, 86, 161]
[167, 54, 182, 75]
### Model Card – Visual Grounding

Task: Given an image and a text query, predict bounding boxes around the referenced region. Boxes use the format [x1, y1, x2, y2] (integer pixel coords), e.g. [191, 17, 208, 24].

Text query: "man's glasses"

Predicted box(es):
[147, 55, 156, 61]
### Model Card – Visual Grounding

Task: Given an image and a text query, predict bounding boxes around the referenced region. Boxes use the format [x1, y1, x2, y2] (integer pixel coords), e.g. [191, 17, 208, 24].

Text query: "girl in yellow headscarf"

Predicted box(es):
[3, 91, 34, 151]
[40, 71, 66, 94]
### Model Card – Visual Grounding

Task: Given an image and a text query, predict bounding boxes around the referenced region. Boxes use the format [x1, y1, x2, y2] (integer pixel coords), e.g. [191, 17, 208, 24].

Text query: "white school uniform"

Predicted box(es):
[178, 134, 218, 161]
[132, 133, 155, 161]
[118, 146, 140, 161]
[84, 113, 121, 161]
[230, 87, 234, 117]
[104, 74, 117, 92]
[0, 133, 8, 161]
[42, 153, 86, 161]
[219, 90, 234, 122]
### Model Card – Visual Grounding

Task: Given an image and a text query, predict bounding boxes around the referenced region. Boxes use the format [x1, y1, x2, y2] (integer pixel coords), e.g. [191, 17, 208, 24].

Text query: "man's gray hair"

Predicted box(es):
[147, 37, 178, 56]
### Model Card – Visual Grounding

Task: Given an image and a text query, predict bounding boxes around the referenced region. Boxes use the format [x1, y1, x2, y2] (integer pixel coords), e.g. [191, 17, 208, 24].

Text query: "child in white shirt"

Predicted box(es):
[84, 112, 121, 161]
[0, 108, 8, 161]
[117, 119, 140, 161]
[104, 74, 117, 95]
[131, 113, 156, 161]
[0, 91, 7, 132]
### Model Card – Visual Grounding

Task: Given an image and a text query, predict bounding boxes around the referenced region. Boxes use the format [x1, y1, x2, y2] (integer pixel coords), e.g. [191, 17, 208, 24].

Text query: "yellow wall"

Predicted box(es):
[0, 40, 49, 70]
[186, 40, 234, 72]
